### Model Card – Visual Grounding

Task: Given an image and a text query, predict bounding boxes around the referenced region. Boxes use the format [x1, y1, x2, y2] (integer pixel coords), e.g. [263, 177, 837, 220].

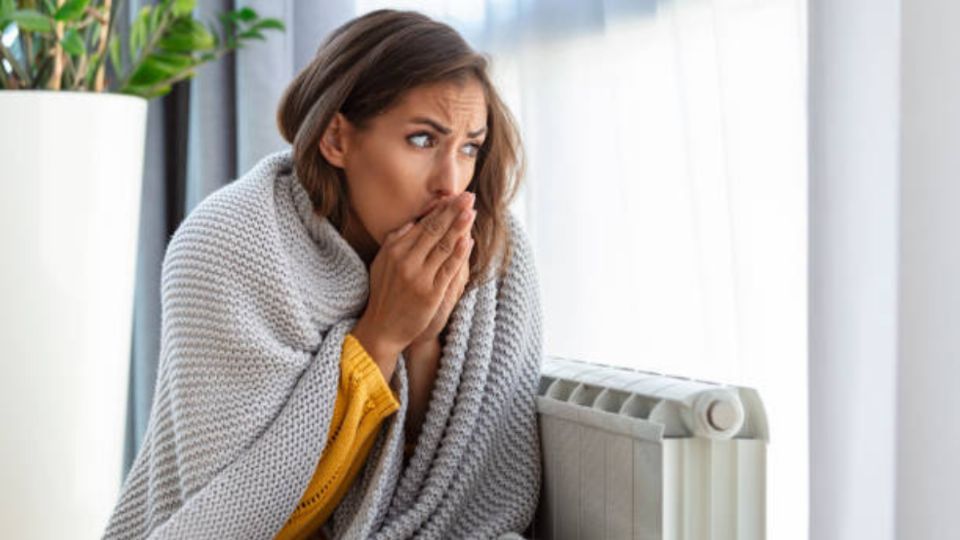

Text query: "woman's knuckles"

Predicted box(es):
[437, 238, 454, 254]
[423, 215, 445, 236]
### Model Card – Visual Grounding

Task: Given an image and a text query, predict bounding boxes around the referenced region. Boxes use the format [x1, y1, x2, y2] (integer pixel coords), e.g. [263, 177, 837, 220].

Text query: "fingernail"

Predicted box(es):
[464, 192, 476, 205]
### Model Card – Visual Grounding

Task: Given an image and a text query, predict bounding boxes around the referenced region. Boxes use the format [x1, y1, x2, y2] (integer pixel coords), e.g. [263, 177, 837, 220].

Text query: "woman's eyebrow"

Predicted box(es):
[410, 116, 487, 138]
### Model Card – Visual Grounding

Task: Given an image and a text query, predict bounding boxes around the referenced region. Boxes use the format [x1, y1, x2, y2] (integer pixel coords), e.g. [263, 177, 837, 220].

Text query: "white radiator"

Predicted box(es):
[531, 357, 769, 540]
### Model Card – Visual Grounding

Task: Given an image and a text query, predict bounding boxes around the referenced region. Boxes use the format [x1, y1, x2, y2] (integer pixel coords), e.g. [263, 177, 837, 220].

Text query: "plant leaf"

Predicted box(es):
[129, 6, 151, 60]
[60, 27, 84, 55]
[159, 18, 214, 52]
[236, 29, 264, 41]
[108, 33, 121, 76]
[127, 61, 166, 87]
[84, 49, 100, 86]
[10, 9, 52, 32]
[158, 33, 191, 52]
[225, 7, 257, 23]
[251, 18, 284, 32]
[215, 14, 236, 48]
[217, 12, 235, 30]
[144, 84, 173, 98]
[205, 20, 220, 49]
[129, 53, 193, 90]
[53, 0, 89, 22]
[148, 50, 194, 73]
[148, 3, 164, 34]
[0, 0, 15, 24]
[146, 85, 172, 98]
[171, 0, 195, 18]
[125, 82, 173, 99]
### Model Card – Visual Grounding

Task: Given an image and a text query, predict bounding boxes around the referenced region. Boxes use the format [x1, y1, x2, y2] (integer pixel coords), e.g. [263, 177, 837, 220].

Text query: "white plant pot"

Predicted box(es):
[0, 90, 146, 539]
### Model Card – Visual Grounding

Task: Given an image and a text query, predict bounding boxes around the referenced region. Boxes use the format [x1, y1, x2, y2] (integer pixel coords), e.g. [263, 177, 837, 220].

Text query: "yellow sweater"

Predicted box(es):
[274, 333, 401, 540]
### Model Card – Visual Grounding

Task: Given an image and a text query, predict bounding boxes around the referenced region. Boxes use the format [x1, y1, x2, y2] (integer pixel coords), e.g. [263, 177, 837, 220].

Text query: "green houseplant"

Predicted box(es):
[0, 2, 285, 538]
[0, 0, 284, 97]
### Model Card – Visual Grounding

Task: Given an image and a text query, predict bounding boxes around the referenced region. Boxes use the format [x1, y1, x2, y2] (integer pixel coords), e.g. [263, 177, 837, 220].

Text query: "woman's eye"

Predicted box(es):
[407, 133, 435, 148]
[462, 143, 481, 158]
[407, 133, 481, 157]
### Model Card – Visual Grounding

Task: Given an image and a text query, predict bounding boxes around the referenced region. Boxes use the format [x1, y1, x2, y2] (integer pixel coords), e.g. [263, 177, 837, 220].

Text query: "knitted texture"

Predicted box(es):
[274, 334, 401, 539]
[102, 148, 544, 539]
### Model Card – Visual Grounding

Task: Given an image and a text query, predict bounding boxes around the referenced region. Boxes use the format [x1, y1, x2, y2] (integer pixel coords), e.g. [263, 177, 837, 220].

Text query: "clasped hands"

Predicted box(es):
[351, 191, 476, 377]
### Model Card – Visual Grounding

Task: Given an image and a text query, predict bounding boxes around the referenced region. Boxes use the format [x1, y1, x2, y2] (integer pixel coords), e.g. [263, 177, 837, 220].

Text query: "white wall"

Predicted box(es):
[897, 1, 960, 539]
[811, 0, 960, 538]
[808, 1, 900, 539]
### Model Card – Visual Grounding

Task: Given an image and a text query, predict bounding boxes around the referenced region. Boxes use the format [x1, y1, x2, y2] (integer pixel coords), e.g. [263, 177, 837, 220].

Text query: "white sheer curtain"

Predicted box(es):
[358, 2, 807, 539]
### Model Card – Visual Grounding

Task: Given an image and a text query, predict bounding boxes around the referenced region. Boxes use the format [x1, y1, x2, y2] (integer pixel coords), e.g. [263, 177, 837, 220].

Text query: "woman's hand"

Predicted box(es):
[351, 191, 476, 374]
[411, 247, 470, 346]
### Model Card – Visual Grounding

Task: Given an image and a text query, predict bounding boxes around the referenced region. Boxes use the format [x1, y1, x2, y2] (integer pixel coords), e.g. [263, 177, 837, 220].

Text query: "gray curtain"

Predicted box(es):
[122, 0, 356, 477]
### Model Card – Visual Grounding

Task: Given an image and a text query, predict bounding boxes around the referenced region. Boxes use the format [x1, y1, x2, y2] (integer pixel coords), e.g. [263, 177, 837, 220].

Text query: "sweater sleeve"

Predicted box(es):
[273, 333, 400, 540]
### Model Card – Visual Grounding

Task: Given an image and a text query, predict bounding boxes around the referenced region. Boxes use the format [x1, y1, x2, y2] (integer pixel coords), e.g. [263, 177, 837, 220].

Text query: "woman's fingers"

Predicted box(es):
[360, 195, 475, 350]
[439, 257, 470, 319]
[384, 221, 414, 246]
[434, 234, 473, 290]
[423, 207, 475, 275]
[408, 192, 475, 262]
[451, 254, 470, 298]
[440, 250, 470, 302]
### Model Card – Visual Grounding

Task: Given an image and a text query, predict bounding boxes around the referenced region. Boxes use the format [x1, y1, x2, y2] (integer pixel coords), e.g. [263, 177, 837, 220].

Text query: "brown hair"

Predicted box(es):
[276, 9, 524, 286]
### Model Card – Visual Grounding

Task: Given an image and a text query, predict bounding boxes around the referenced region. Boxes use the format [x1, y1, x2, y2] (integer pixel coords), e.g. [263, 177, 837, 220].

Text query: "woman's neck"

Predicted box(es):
[337, 205, 379, 269]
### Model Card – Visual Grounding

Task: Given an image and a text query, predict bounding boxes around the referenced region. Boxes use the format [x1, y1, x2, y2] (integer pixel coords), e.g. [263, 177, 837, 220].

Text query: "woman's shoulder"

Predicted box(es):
[494, 209, 542, 317]
[160, 150, 301, 295]
[503, 209, 537, 280]
[167, 149, 296, 253]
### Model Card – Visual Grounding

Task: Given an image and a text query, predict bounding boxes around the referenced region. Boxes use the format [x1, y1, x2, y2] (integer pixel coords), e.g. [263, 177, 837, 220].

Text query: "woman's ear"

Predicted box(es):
[318, 112, 352, 168]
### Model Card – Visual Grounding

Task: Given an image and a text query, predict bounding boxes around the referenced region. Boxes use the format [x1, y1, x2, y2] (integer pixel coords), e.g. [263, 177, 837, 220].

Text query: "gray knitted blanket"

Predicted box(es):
[103, 149, 543, 539]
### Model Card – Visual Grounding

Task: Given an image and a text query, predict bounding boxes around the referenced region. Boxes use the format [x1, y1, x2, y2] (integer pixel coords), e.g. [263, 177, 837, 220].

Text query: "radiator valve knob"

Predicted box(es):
[686, 389, 745, 439]
[708, 400, 739, 431]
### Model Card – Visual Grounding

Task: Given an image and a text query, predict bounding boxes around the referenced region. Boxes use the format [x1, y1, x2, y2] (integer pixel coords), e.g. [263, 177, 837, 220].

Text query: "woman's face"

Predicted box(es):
[321, 78, 488, 246]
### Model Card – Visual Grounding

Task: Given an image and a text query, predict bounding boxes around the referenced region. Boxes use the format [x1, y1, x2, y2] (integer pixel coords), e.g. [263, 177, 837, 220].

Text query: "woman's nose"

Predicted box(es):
[428, 148, 463, 196]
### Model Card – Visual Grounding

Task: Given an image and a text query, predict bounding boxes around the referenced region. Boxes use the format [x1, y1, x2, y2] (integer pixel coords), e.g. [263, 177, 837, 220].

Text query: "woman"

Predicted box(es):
[103, 9, 543, 540]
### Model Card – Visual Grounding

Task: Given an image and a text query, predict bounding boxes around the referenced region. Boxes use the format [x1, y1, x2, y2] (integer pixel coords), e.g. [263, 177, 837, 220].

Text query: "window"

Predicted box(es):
[359, 2, 808, 538]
